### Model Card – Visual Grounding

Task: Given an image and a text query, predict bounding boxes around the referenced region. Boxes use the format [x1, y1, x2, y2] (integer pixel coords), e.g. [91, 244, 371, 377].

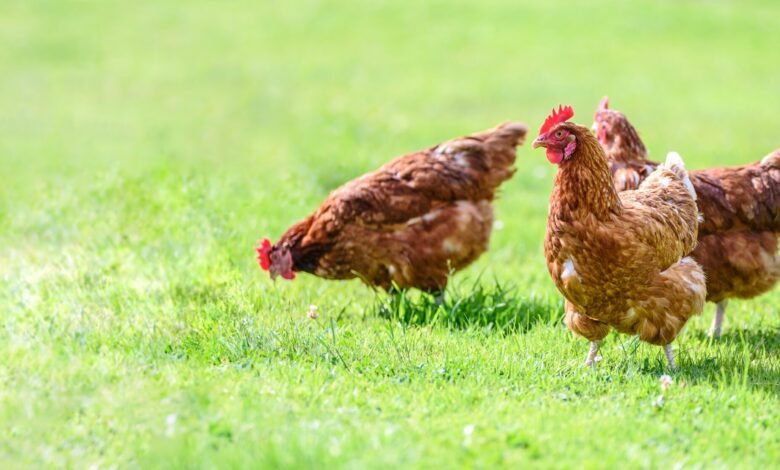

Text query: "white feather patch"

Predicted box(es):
[442, 238, 462, 254]
[665, 151, 697, 200]
[453, 152, 470, 168]
[561, 258, 579, 282]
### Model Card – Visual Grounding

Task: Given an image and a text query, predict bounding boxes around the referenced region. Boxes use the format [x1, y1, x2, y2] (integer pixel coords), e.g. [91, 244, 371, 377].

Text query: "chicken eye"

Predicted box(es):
[555, 130, 564, 138]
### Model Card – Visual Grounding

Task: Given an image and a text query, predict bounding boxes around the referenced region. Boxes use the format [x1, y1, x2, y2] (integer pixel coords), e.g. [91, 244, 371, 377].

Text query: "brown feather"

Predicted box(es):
[594, 106, 780, 306]
[270, 122, 528, 291]
[545, 123, 705, 346]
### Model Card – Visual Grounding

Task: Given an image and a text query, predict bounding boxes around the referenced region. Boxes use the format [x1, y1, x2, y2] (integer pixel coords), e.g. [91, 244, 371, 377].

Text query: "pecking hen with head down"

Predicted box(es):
[257, 122, 528, 294]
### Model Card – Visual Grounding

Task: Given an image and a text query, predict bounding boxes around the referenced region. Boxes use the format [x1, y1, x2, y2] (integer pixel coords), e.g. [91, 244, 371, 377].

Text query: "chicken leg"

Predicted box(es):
[710, 300, 728, 338]
[585, 340, 602, 367]
[664, 344, 676, 371]
[429, 290, 445, 306]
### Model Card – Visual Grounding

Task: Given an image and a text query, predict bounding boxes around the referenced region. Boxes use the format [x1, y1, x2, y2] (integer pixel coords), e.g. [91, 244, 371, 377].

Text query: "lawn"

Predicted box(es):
[1, 0, 779, 468]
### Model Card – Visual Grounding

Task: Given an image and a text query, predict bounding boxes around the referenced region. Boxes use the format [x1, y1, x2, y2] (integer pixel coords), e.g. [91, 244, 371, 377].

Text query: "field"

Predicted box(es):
[2, 0, 779, 468]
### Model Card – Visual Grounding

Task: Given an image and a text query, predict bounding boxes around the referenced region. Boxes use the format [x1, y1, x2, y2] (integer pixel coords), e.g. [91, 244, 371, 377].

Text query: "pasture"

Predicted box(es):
[1, 1, 778, 467]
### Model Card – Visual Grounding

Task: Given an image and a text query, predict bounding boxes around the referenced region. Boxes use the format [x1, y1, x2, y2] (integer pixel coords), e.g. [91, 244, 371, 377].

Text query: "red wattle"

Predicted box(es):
[281, 271, 296, 280]
[546, 148, 564, 164]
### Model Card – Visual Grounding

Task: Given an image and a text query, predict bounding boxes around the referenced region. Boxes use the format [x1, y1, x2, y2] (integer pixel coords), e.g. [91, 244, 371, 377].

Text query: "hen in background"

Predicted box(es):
[594, 98, 780, 337]
[258, 122, 528, 295]
[536, 105, 705, 370]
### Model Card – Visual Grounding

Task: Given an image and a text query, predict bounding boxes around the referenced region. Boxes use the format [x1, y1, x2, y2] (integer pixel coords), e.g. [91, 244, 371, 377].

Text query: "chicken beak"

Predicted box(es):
[532, 135, 547, 149]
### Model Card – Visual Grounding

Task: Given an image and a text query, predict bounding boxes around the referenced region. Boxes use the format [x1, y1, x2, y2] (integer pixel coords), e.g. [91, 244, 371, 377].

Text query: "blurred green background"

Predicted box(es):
[1, 1, 778, 468]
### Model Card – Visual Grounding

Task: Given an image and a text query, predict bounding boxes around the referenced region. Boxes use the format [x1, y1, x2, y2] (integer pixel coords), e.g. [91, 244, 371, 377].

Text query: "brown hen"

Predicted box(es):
[257, 122, 528, 293]
[594, 98, 780, 337]
[535, 106, 705, 370]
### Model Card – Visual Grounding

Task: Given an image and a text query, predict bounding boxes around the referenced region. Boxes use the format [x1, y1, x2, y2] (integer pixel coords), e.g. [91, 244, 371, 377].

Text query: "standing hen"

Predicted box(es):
[594, 98, 780, 337]
[535, 105, 705, 370]
[257, 122, 528, 293]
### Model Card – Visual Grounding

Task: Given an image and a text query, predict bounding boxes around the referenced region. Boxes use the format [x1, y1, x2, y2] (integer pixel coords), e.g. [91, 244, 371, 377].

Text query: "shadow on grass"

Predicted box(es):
[373, 279, 563, 335]
[691, 327, 780, 354]
[681, 327, 780, 395]
[612, 328, 780, 395]
[584, 329, 779, 396]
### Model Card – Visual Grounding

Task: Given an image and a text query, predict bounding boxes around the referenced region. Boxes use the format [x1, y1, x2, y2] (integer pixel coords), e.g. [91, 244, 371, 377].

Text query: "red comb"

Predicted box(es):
[256, 238, 272, 271]
[598, 96, 609, 111]
[539, 105, 575, 135]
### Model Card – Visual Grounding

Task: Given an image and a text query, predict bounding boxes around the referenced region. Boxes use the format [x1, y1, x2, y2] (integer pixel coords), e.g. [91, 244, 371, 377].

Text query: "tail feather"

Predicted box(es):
[485, 122, 529, 149]
[758, 148, 780, 229]
[662, 151, 697, 200]
[690, 147, 780, 234]
[436, 121, 527, 188]
[760, 148, 780, 168]
[475, 121, 527, 190]
[439, 121, 527, 155]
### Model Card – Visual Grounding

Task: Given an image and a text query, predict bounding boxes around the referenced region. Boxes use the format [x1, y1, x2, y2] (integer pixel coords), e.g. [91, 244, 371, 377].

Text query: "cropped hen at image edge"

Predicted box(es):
[594, 97, 780, 338]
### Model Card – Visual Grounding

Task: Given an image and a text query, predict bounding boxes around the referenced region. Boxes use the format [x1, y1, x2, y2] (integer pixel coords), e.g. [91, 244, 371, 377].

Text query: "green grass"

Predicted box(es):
[1, 0, 779, 468]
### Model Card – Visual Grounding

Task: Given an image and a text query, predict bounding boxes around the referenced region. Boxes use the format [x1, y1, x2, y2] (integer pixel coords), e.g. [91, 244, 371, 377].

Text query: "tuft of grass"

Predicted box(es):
[376, 279, 563, 334]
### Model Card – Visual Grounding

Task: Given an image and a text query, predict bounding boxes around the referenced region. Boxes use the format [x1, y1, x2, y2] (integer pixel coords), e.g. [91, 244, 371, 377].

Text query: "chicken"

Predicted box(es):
[257, 122, 528, 293]
[592, 97, 657, 192]
[534, 105, 706, 370]
[594, 97, 780, 337]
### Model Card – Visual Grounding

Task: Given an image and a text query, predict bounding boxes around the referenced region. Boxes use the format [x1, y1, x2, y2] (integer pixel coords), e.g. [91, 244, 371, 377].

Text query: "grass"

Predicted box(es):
[1, 0, 779, 468]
